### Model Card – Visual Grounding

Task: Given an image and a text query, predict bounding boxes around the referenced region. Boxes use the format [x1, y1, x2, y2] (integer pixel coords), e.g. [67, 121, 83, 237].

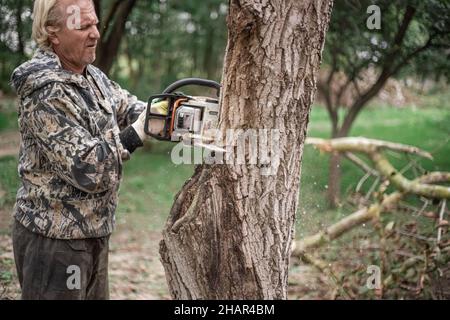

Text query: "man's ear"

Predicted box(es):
[47, 26, 60, 46]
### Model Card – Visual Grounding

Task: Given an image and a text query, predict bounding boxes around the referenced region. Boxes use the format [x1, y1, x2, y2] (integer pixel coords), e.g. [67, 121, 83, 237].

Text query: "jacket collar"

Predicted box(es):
[11, 47, 92, 97]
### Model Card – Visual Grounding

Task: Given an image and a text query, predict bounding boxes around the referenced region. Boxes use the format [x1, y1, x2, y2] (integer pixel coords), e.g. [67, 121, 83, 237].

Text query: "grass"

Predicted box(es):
[0, 99, 449, 238]
[117, 143, 194, 231]
[0, 156, 19, 208]
[0, 98, 18, 132]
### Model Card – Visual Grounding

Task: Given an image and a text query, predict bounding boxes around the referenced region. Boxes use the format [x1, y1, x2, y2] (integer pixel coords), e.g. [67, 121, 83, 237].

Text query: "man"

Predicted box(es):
[10, 0, 164, 299]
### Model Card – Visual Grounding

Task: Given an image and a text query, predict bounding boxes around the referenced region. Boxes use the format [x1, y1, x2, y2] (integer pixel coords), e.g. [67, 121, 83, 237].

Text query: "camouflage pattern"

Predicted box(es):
[11, 48, 146, 239]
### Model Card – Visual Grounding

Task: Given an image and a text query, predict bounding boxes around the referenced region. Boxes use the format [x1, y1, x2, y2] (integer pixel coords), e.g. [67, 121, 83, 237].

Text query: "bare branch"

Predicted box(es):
[16, 0, 24, 55]
[307, 137, 450, 199]
[364, 176, 380, 202]
[352, 78, 362, 97]
[419, 172, 450, 185]
[297, 252, 352, 299]
[335, 77, 352, 110]
[93, 0, 101, 22]
[100, 0, 121, 36]
[356, 172, 371, 193]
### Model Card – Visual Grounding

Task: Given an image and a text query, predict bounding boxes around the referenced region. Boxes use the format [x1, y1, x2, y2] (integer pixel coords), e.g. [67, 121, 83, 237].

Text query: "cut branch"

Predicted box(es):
[294, 171, 450, 256]
[294, 191, 403, 255]
[370, 152, 450, 199]
[306, 137, 449, 199]
[306, 137, 433, 159]
[294, 137, 450, 257]
[344, 152, 379, 176]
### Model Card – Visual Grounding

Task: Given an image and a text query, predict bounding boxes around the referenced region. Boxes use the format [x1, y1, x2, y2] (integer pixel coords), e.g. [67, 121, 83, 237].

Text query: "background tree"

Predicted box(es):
[115, 0, 228, 97]
[318, 0, 450, 207]
[93, 0, 139, 75]
[0, 0, 33, 94]
[0, 0, 228, 97]
[159, 0, 333, 299]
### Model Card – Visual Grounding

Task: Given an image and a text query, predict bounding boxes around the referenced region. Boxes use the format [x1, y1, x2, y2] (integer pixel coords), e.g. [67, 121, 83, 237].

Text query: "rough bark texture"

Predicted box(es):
[159, 0, 333, 299]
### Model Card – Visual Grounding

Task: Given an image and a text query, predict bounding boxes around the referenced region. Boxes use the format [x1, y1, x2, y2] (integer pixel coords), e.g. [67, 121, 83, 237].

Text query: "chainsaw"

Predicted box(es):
[144, 78, 225, 153]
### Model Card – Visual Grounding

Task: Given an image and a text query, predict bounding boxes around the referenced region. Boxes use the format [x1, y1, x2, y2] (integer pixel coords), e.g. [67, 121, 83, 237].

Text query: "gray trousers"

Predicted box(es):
[12, 219, 110, 300]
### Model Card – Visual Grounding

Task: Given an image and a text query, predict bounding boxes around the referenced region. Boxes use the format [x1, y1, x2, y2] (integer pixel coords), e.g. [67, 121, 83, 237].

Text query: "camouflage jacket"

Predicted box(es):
[11, 48, 146, 239]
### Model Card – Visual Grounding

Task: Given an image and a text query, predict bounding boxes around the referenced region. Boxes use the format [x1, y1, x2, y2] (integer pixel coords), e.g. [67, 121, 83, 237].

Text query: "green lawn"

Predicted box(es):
[0, 156, 18, 208]
[0, 98, 17, 132]
[0, 101, 449, 237]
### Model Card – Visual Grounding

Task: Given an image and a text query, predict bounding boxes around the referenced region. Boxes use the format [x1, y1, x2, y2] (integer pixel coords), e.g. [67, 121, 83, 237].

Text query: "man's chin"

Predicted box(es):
[84, 55, 96, 66]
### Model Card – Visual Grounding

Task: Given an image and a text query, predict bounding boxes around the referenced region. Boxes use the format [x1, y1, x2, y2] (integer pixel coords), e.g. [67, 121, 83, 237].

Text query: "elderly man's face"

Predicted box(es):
[50, 0, 100, 74]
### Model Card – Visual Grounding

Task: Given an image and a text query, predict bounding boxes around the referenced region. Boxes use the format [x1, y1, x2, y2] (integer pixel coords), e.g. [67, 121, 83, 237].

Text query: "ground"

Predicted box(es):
[0, 207, 329, 300]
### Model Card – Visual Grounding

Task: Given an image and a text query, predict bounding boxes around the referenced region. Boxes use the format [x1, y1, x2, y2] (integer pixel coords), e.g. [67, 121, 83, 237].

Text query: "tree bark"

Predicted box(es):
[16, 0, 25, 56]
[159, 0, 333, 299]
[93, 0, 101, 23]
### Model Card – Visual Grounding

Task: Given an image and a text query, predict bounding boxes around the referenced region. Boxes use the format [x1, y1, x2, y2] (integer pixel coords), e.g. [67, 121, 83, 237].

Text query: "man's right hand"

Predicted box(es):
[150, 100, 169, 115]
[131, 100, 168, 141]
[148, 100, 168, 136]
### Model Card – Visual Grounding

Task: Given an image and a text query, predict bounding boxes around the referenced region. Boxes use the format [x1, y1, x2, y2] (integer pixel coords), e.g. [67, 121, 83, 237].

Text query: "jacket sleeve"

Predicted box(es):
[110, 80, 146, 130]
[22, 97, 121, 194]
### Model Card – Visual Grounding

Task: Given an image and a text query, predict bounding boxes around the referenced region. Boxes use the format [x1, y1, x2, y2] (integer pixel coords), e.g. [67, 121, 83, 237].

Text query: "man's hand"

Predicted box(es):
[131, 100, 168, 141]
[150, 100, 169, 115]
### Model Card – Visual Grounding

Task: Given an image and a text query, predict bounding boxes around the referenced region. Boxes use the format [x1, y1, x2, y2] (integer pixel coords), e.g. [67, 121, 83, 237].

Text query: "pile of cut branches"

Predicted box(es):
[293, 137, 449, 299]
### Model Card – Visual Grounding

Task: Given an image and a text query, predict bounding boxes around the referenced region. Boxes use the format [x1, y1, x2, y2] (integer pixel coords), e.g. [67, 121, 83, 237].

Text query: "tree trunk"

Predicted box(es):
[203, 24, 215, 79]
[16, 0, 25, 56]
[323, 5, 418, 208]
[94, 0, 137, 75]
[93, 0, 101, 22]
[160, 0, 333, 299]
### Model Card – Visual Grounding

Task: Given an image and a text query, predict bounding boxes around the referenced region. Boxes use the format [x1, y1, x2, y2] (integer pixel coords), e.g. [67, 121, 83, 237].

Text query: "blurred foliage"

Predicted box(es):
[0, 0, 228, 99]
[113, 0, 228, 99]
[0, 0, 449, 100]
[323, 0, 450, 82]
[0, 0, 33, 93]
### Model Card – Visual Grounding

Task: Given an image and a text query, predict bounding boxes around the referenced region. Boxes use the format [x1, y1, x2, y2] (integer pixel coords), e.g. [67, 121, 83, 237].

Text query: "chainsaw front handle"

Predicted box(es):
[162, 78, 221, 97]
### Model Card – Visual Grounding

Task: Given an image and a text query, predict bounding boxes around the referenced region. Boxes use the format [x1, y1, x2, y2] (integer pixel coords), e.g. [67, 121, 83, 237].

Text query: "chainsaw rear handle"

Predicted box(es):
[144, 93, 187, 141]
[162, 78, 221, 97]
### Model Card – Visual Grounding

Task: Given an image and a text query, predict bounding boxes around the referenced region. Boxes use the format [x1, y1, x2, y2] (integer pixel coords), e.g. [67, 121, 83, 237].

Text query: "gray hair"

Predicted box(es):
[31, 0, 64, 49]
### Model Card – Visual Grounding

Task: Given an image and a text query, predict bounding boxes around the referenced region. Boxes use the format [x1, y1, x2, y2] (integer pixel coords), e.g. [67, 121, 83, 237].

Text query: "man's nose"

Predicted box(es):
[90, 25, 100, 40]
